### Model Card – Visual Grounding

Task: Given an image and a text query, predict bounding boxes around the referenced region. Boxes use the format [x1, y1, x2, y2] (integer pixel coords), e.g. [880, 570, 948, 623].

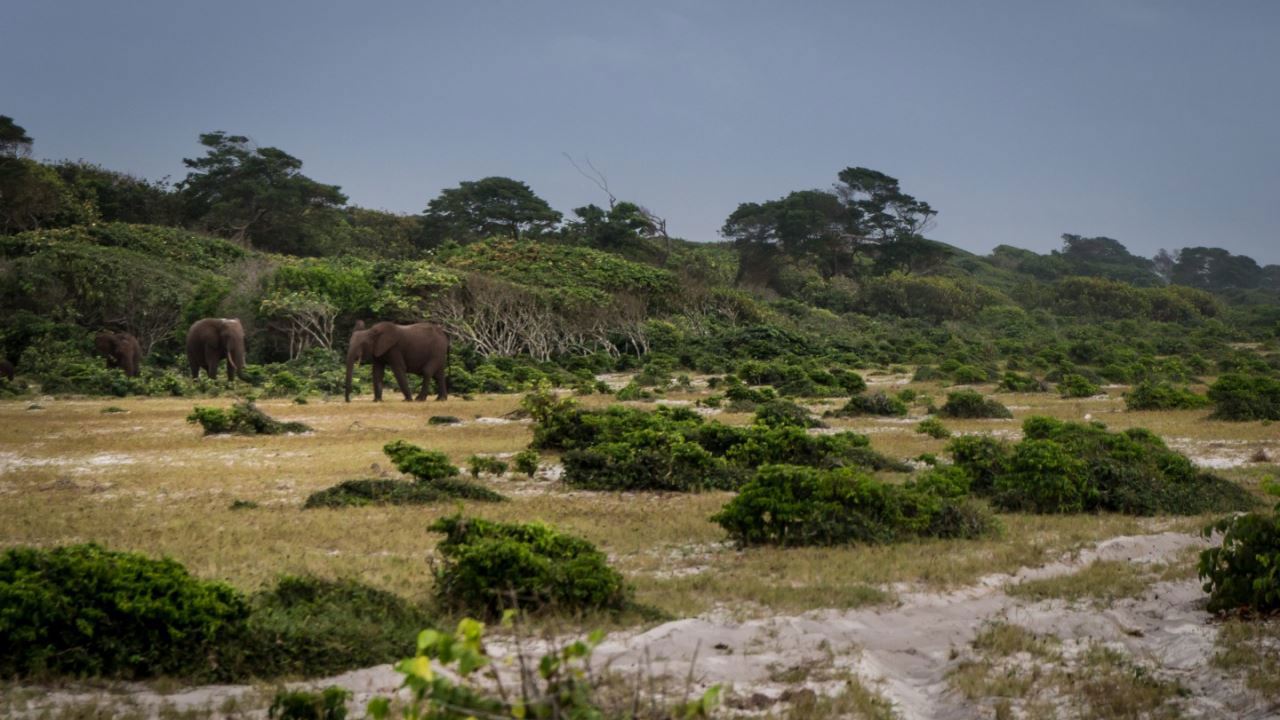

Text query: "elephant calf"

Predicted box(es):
[94, 332, 143, 377]
[345, 321, 449, 402]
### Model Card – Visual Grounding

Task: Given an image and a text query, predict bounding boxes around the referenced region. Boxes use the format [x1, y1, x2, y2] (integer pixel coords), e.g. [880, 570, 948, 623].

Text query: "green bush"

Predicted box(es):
[1058, 373, 1101, 398]
[187, 402, 312, 435]
[1199, 484, 1280, 613]
[916, 417, 951, 439]
[513, 448, 540, 477]
[232, 576, 434, 680]
[427, 415, 461, 425]
[753, 398, 824, 428]
[467, 455, 509, 478]
[937, 390, 1012, 419]
[827, 391, 908, 417]
[428, 515, 630, 618]
[383, 440, 460, 481]
[1208, 373, 1280, 421]
[1124, 381, 1210, 411]
[563, 432, 739, 492]
[710, 464, 997, 547]
[269, 686, 350, 720]
[0, 543, 248, 679]
[303, 478, 501, 507]
[949, 417, 1257, 515]
[998, 372, 1047, 393]
[951, 364, 989, 384]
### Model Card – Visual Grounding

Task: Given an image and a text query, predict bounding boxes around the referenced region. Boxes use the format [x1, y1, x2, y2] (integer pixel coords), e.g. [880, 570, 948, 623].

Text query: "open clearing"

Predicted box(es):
[2, 378, 1278, 718]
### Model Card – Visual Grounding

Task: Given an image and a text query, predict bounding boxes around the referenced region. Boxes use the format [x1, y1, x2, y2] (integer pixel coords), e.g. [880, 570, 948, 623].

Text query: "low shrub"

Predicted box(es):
[187, 402, 312, 435]
[1199, 483, 1280, 613]
[711, 464, 997, 546]
[615, 381, 655, 401]
[1124, 381, 1210, 411]
[827, 391, 908, 417]
[383, 439, 460, 482]
[1058, 373, 1101, 398]
[467, 455, 509, 478]
[753, 398, 824, 428]
[951, 364, 989, 384]
[0, 543, 248, 679]
[998, 372, 1048, 393]
[916, 417, 951, 439]
[304, 478, 496, 507]
[231, 576, 434, 680]
[948, 417, 1257, 515]
[269, 686, 350, 720]
[513, 448, 539, 477]
[428, 515, 630, 618]
[427, 415, 461, 425]
[937, 390, 1013, 419]
[1208, 373, 1280, 421]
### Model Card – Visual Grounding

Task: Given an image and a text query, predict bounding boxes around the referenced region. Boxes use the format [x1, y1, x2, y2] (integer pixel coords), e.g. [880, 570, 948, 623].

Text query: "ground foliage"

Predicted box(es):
[937, 390, 1013, 419]
[427, 514, 631, 618]
[711, 464, 997, 546]
[1200, 481, 1280, 614]
[948, 416, 1258, 515]
[187, 401, 312, 435]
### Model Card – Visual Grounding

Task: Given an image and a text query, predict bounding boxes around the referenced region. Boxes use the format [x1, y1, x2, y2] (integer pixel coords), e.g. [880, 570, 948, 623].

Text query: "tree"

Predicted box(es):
[1170, 247, 1264, 291]
[0, 116, 33, 158]
[421, 177, 561, 245]
[566, 201, 656, 252]
[834, 166, 935, 243]
[53, 161, 180, 226]
[178, 131, 347, 254]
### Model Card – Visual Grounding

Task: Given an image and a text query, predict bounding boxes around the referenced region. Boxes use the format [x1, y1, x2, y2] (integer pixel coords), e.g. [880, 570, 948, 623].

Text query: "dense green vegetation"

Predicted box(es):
[427, 515, 630, 618]
[948, 417, 1257, 515]
[1199, 483, 1280, 614]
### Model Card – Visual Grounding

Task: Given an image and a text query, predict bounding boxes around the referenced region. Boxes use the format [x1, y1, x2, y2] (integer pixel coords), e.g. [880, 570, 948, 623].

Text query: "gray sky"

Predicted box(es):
[5, 0, 1278, 263]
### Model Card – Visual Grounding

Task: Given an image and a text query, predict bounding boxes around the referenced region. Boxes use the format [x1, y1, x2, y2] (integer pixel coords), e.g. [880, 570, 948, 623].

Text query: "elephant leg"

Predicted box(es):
[372, 361, 385, 401]
[387, 353, 413, 401]
[203, 346, 221, 379]
[414, 370, 430, 401]
[433, 367, 448, 401]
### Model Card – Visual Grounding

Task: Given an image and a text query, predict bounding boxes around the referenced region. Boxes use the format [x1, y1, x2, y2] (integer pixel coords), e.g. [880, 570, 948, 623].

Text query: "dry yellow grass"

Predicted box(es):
[1, 381, 1274, 624]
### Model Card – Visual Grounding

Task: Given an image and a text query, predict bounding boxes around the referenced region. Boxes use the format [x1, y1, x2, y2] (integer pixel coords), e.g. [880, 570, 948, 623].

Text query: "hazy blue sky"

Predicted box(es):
[5, 1, 1278, 262]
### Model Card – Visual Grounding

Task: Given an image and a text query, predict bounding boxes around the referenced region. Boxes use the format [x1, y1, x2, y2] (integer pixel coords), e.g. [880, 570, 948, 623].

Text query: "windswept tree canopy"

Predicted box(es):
[722, 167, 939, 289]
[178, 131, 348, 254]
[0, 116, 33, 158]
[422, 176, 561, 245]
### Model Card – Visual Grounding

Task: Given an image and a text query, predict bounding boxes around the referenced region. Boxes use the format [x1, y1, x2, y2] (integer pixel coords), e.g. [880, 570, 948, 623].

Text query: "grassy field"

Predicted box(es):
[3, 376, 1274, 621]
[3, 374, 1279, 717]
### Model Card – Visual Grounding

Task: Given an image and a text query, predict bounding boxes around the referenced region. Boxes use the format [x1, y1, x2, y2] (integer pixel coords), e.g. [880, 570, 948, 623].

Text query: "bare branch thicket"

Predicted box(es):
[612, 293, 651, 357]
[434, 275, 542, 358]
[562, 153, 616, 209]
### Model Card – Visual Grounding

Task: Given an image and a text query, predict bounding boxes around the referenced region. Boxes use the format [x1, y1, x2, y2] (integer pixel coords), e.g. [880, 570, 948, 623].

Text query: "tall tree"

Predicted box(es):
[1170, 247, 1264, 291]
[178, 131, 347, 254]
[0, 116, 33, 158]
[421, 176, 561, 245]
[0, 116, 95, 234]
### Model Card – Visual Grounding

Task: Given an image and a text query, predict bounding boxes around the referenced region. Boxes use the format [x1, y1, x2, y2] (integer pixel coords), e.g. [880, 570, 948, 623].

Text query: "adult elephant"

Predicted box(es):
[186, 318, 249, 381]
[345, 321, 449, 402]
[94, 331, 143, 377]
[0, 359, 13, 381]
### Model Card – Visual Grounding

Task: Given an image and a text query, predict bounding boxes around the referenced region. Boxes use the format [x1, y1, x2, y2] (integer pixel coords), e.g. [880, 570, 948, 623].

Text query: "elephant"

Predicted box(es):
[94, 331, 143, 377]
[0, 359, 13, 381]
[345, 321, 449, 402]
[186, 318, 249, 381]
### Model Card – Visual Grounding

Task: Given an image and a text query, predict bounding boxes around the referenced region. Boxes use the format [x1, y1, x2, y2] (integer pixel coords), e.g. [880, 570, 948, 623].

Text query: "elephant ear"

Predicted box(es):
[372, 325, 397, 356]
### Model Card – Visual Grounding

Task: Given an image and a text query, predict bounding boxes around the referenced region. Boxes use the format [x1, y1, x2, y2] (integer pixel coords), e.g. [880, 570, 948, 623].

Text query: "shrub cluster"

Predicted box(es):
[428, 515, 630, 618]
[527, 393, 905, 492]
[187, 401, 312, 435]
[1208, 372, 1280, 421]
[1123, 381, 1210, 411]
[307, 441, 504, 505]
[827, 391, 908, 417]
[711, 464, 997, 546]
[0, 543, 248, 679]
[916, 417, 951, 439]
[467, 454, 509, 477]
[1199, 482, 1280, 614]
[937, 390, 1013, 419]
[948, 417, 1257, 515]
[1057, 373, 1101, 398]
[998, 372, 1048, 393]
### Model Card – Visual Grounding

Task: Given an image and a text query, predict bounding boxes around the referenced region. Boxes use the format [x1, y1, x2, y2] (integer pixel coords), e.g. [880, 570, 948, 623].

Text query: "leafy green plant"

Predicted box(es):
[366, 617, 721, 720]
[513, 448, 540, 477]
[948, 417, 1256, 515]
[1208, 373, 1280, 421]
[1124, 381, 1210, 411]
[937, 390, 1012, 419]
[187, 402, 312, 435]
[269, 686, 351, 720]
[383, 439, 460, 481]
[428, 415, 462, 425]
[0, 543, 248, 679]
[998, 372, 1047, 393]
[753, 398, 824, 428]
[1199, 479, 1280, 614]
[916, 417, 951, 439]
[304, 478, 497, 507]
[711, 464, 996, 546]
[427, 515, 630, 618]
[1057, 373, 1101, 398]
[468, 454, 509, 478]
[828, 391, 908, 417]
